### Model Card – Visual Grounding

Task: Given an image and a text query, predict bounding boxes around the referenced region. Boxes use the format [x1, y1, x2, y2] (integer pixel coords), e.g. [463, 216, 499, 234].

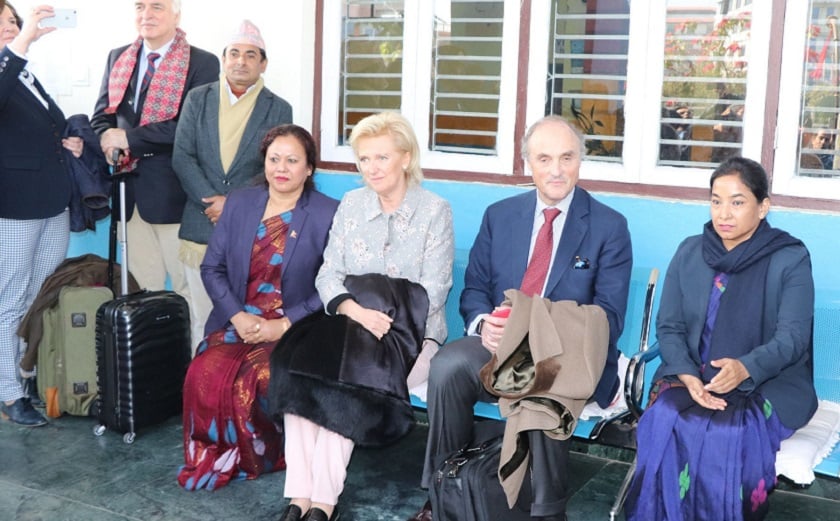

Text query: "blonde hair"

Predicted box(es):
[349, 112, 423, 186]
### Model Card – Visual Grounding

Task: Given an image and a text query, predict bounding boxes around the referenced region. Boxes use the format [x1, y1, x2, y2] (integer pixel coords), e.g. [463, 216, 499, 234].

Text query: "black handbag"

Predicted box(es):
[429, 421, 531, 521]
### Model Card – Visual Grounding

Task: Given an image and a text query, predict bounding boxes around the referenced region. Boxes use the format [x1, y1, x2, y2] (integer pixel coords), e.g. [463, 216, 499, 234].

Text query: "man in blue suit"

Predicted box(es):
[411, 116, 633, 521]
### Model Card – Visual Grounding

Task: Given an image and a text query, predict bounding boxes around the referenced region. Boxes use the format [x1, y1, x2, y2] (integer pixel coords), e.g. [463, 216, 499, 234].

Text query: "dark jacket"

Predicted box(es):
[63, 114, 110, 232]
[201, 186, 339, 334]
[268, 274, 429, 447]
[0, 48, 71, 219]
[655, 236, 817, 429]
[90, 44, 219, 224]
[173, 81, 294, 244]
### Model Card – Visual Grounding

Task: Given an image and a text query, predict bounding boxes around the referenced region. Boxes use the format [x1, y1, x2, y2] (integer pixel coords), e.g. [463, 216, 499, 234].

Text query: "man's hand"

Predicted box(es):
[705, 358, 749, 395]
[100, 129, 129, 159]
[678, 374, 727, 410]
[480, 307, 510, 354]
[202, 195, 227, 224]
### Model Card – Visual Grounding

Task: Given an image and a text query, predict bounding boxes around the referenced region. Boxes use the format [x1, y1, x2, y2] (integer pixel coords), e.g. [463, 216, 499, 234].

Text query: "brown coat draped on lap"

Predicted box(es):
[479, 289, 610, 507]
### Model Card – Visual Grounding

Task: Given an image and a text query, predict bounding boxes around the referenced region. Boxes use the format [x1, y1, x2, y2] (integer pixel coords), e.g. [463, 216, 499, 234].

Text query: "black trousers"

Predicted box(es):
[421, 335, 571, 517]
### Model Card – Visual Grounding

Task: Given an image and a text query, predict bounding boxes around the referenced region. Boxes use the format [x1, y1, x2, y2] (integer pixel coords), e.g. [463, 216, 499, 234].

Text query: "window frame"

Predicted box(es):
[319, 0, 522, 175]
[530, 0, 773, 189]
[313, 0, 840, 210]
[772, 0, 840, 201]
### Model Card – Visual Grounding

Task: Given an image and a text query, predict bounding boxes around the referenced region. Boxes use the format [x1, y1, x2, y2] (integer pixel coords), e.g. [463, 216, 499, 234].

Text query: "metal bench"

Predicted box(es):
[608, 289, 840, 520]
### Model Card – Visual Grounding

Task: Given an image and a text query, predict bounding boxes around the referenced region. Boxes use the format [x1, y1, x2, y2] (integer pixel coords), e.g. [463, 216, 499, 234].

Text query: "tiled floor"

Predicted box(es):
[0, 412, 838, 521]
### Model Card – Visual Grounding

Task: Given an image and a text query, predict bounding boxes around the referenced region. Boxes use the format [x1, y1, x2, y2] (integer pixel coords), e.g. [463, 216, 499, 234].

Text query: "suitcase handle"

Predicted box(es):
[107, 148, 131, 297]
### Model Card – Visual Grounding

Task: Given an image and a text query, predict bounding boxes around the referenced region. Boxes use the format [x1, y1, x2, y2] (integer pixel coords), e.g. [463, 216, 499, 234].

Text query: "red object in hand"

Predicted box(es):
[490, 307, 511, 318]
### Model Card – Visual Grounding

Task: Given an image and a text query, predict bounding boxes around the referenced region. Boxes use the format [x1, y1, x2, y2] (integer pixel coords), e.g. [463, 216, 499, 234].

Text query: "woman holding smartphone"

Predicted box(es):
[0, 3, 84, 426]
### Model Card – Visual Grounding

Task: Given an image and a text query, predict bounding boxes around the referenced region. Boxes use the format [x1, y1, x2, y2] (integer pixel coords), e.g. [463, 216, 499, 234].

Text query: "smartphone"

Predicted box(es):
[490, 307, 511, 319]
[41, 9, 77, 28]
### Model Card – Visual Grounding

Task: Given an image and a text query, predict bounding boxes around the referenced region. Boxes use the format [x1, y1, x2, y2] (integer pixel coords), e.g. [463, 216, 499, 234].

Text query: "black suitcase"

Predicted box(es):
[430, 421, 532, 521]
[92, 151, 191, 444]
[93, 291, 190, 443]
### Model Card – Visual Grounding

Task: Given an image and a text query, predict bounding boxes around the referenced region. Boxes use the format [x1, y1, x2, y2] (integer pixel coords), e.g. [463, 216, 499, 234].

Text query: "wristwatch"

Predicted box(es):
[475, 318, 486, 335]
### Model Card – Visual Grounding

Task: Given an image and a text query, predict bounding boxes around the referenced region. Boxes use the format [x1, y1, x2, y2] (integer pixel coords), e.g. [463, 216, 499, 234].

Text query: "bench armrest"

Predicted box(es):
[624, 341, 660, 420]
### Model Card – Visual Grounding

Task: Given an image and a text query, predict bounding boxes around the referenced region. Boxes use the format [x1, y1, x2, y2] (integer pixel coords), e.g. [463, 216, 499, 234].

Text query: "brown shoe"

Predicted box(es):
[406, 500, 432, 521]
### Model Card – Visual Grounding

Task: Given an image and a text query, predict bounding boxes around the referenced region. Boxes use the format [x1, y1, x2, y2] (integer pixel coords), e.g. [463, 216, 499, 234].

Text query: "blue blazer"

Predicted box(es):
[0, 48, 71, 219]
[461, 187, 633, 407]
[201, 186, 339, 335]
[91, 44, 219, 224]
[654, 234, 817, 429]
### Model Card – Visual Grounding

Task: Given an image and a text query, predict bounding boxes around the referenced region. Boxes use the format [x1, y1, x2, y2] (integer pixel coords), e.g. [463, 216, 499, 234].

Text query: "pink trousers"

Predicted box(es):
[283, 413, 355, 505]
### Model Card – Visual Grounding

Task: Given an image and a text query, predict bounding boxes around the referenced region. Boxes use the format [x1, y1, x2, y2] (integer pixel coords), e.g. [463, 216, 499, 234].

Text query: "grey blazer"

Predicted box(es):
[172, 81, 293, 244]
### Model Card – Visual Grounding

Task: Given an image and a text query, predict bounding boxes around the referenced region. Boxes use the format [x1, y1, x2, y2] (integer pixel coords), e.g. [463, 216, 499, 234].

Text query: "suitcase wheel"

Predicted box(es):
[92, 424, 136, 444]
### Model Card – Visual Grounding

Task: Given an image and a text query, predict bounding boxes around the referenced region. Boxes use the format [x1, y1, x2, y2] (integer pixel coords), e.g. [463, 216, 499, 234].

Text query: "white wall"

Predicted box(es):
[18, 0, 317, 129]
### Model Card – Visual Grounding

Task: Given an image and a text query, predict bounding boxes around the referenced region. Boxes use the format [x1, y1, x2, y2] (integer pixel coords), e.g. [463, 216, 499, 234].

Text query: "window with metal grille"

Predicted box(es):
[326, 0, 518, 173]
[339, 1, 405, 145]
[658, 0, 752, 168]
[797, 0, 840, 179]
[546, 0, 629, 163]
[430, 1, 504, 155]
[323, 1, 837, 201]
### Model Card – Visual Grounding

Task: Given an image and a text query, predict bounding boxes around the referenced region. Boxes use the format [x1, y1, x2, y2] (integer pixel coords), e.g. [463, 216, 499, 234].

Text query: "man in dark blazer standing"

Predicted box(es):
[410, 116, 633, 521]
[91, 0, 219, 299]
[173, 20, 293, 352]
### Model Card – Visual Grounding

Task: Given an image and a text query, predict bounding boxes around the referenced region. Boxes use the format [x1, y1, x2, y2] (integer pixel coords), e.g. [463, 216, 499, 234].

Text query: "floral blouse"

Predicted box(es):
[315, 184, 455, 343]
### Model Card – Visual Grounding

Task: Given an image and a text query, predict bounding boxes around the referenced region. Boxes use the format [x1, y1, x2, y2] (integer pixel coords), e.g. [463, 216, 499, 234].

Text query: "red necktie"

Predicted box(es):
[520, 208, 561, 296]
[140, 52, 161, 92]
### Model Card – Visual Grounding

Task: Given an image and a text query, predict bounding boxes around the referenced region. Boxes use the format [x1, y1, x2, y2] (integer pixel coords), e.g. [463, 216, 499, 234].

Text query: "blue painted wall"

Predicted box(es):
[69, 170, 840, 298]
[68, 171, 840, 400]
[306, 172, 840, 293]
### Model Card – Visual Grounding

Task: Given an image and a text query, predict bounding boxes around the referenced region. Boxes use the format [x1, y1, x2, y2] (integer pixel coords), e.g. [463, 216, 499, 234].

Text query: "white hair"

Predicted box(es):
[134, 1, 181, 14]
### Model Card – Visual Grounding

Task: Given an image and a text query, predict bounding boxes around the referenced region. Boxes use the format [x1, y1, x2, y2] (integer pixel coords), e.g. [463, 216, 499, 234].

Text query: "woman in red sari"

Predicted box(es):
[177, 125, 339, 491]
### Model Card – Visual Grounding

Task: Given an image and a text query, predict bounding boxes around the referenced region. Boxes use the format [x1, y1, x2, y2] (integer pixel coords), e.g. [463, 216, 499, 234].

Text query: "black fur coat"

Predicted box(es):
[268, 274, 429, 447]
